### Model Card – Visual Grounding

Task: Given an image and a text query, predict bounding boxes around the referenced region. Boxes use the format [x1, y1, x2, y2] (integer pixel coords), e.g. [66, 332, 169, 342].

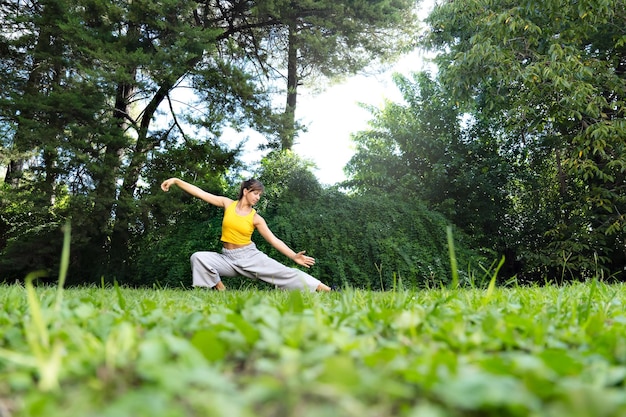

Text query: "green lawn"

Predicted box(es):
[1, 281, 626, 416]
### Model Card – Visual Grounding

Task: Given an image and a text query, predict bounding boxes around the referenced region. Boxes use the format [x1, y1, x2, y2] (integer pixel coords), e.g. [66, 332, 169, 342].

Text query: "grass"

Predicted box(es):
[2, 281, 626, 417]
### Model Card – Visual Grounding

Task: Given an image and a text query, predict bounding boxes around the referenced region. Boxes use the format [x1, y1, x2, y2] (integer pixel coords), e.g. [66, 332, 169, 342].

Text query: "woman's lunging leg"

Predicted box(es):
[235, 248, 322, 292]
[190, 251, 238, 289]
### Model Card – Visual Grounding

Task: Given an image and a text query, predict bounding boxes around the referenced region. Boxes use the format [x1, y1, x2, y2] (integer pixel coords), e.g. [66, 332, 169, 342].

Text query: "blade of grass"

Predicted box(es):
[580, 278, 598, 324]
[447, 226, 459, 289]
[54, 221, 71, 312]
[114, 279, 126, 310]
[483, 256, 505, 305]
[25, 271, 50, 350]
[24, 270, 63, 391]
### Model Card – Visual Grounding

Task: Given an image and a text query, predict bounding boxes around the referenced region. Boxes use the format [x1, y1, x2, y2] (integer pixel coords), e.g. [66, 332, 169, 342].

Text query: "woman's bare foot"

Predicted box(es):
[316, 283, 331, 292]
[214, 282, 226, 291]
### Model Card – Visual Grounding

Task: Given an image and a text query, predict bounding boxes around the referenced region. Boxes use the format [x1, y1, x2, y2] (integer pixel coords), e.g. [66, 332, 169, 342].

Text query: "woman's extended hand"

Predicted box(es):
[161, 178, 177, 192]
[293, 251, 315, 268]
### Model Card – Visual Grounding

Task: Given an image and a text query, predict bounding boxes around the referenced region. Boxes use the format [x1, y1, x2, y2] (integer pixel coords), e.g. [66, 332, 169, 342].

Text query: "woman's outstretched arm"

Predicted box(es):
[255, 212, 331, 291]
[161, 177, 232, 208]
[254, 214, 315, 268]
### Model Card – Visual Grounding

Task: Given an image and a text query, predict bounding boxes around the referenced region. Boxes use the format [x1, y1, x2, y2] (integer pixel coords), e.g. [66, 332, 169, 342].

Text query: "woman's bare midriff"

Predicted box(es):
[223, 242, 252, 250]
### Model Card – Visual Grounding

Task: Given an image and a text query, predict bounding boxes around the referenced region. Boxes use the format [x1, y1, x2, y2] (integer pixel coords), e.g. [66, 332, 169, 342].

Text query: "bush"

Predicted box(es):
[255, 188, 481, 289]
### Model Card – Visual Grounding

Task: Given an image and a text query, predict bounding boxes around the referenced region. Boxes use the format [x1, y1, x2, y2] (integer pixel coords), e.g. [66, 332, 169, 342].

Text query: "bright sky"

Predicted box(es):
[293, 52, 432, 185]
[292, 73, 400, 185]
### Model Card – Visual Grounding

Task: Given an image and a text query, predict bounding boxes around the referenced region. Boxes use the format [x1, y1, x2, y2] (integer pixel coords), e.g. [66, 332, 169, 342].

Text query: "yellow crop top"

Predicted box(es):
[221, 201, 256, 245]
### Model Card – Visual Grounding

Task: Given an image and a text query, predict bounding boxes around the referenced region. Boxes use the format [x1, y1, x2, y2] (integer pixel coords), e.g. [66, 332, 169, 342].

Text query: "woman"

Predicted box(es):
[161, 177, 332, 292]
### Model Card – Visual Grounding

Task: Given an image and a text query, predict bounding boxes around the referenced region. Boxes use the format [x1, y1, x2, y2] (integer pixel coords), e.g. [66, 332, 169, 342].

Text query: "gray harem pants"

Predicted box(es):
[190, 242, 321, 292]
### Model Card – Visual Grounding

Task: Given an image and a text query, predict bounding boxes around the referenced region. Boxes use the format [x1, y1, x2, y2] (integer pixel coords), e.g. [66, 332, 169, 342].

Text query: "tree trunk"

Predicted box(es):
[4, 159, 24, 187]
[109, 52, 204, 262]
[282, 21, 299, 151]
[4, 46, 45, 187]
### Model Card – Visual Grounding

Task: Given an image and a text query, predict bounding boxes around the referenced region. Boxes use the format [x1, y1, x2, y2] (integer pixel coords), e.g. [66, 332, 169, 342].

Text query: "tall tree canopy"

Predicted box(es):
[424, 0, 626, 278]
[248, 0, 421, 150]
[346, 72, 510, 260]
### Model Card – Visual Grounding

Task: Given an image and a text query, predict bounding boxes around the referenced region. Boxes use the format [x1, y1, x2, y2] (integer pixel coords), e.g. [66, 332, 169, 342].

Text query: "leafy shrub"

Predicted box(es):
[256, 188, 481, 289]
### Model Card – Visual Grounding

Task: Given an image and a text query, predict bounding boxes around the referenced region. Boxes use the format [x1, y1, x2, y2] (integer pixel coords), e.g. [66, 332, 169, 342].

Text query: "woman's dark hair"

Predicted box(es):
[238, 178, 265, 200]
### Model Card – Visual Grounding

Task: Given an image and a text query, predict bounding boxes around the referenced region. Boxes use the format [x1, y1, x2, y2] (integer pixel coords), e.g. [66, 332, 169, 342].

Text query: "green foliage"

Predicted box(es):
[0, 183, 69, 281]
[3, 282, 626, 416]
[131, 210, 220, 288]
[424, 0, 626, 280]
[256, 150, 322, 208]
[260, 190, 479, 289]
[346, 72, 510, 259]
[253, 151, 481, 289]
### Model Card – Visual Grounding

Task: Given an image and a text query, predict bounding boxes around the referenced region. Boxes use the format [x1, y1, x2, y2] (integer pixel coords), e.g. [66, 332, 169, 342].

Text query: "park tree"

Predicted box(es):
[247, 0, 420, 150]
[0, 0, 116, 276]
[0, 0, 280, 282]
[346, 72, 510, 256]
[424, 0, 626, 279]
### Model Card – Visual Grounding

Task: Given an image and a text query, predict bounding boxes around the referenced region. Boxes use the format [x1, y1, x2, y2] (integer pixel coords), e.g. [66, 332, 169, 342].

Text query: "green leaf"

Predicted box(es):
[191, 329, 226, 362]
